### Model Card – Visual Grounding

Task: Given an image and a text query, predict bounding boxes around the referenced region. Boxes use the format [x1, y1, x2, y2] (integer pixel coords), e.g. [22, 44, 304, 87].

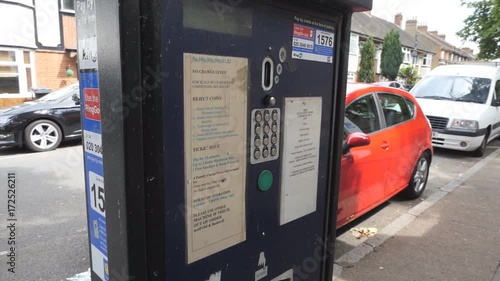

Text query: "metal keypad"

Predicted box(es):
[251, 108, 280, 164]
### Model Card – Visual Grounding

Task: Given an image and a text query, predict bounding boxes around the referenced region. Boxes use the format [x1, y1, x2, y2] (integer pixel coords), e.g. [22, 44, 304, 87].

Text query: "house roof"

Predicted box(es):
[351, 12, 435, 54]
[415, 31, 475, 60]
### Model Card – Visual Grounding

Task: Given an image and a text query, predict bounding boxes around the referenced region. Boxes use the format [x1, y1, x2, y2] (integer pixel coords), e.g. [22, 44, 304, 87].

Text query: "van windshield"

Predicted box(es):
[411, 76, 491, 104]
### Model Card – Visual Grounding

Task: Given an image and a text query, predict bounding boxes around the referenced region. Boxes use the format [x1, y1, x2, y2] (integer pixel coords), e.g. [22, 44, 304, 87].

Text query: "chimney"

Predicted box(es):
[394, 13, 403, 27]
[405, 19, 417, 32]
[437, 34, 446, 41]
[461, 47, 474, 54]
[429, 31, 438, 36]
[417, 24, 428, 32]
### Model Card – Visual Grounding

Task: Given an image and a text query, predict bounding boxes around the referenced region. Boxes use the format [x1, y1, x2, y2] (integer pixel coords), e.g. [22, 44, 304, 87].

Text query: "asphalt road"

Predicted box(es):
[0, 138, 499, 280]
[0, 141, 88, 281]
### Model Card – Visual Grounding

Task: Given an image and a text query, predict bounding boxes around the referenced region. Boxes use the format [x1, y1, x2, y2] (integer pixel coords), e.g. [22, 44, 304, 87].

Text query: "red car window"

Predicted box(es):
[345, 94, 381, 134]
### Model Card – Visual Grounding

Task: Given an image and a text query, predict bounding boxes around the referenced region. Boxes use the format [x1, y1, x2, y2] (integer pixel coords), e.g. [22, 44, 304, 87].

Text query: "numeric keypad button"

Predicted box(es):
[271, 145, 277, 156]
[254, 136, 261, 147]
[262, 147, 269, 158]
[263, 135, 269, 146]
[272, 109, 278, 121]
[255, 123, 262, 135]
[263, 122, 270, 134]
[264, 110, 271, 122]
[254, 148, 261, 160]
[271, 134, 278, 145]
[255, 111, 263, 122]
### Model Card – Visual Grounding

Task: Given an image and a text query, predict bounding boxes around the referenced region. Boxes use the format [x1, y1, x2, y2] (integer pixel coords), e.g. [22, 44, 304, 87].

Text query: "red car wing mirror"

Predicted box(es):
[343, 132, 371, 154]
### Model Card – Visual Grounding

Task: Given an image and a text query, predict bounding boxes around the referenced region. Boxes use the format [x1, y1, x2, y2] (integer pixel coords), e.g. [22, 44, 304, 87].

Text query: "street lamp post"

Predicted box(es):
[410, 34, 419, 83]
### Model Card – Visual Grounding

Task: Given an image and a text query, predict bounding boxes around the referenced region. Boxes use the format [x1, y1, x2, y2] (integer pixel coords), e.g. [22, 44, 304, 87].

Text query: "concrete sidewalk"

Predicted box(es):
[336, 152, 500, 281]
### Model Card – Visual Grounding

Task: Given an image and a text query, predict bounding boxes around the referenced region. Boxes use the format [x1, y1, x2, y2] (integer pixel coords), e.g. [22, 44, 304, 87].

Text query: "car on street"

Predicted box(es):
[337, 83, 433, 228]
[374, 81, 405, 90]
[0, 83, 81, 152]
[410, 64, 500, 157]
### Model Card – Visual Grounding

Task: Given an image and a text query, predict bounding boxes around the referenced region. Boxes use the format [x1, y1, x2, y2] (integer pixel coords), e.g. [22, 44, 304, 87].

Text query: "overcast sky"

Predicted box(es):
[371, 0, 478, 51]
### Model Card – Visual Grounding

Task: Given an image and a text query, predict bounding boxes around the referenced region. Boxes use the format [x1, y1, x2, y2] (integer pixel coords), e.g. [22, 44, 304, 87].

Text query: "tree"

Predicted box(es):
[380, 29, 403, 80]
[457, 0, 500, 60]
[357, 36, 376, 83]
[398, 65, 419, 85]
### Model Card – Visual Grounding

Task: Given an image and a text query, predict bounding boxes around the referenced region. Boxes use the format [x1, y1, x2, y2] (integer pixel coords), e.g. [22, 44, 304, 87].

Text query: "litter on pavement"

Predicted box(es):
[350, 227, 378, 239]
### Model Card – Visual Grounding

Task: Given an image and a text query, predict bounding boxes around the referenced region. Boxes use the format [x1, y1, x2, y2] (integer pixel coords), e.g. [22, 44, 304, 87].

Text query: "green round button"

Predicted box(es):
[258, 170, 273, 192]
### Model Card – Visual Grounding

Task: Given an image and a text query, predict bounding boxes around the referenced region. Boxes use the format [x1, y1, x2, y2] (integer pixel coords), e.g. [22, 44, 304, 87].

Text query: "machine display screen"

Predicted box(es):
[183, 0, 253, 36]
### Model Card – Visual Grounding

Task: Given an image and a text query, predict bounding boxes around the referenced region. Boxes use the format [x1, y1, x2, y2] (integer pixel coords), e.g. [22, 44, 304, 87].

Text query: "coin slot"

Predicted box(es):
[262, 57, 274, 92]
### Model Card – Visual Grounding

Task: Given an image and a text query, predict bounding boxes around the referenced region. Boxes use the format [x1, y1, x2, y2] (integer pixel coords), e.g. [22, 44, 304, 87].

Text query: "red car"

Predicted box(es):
[337, 83, 433, 228]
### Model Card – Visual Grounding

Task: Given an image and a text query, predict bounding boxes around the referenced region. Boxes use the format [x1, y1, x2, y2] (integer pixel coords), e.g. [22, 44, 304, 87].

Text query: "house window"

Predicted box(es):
[61, 0, 75, 11]
[402, 48, 411, 63]
[349, 34, 359, 56]
[422, 54, 432, 67]
[0, 48, 35, 96]
[376, 48, 382, 73]
[347, 72, 355, 82]
[0, 51, 18, 94]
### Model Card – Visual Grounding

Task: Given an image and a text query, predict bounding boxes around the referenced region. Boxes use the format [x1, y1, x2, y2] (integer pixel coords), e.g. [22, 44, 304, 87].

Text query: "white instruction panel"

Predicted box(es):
[183, 53, 248, 264]
[280, 97, 322, 225]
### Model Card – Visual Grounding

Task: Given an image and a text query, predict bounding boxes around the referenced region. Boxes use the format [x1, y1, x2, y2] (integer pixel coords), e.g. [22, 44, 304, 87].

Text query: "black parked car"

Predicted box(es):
[0, 83, 81, 152]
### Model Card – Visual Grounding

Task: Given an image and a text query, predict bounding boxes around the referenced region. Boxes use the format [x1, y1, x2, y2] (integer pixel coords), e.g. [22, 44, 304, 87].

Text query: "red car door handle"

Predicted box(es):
[381, 142, 389, 150]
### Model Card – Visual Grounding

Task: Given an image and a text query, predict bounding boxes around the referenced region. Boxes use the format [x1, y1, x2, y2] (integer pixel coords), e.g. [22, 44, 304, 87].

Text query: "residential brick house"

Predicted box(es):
[0, 0, 77, 107]
[348, 12, 435, 83]
[404, 19, 475, 69]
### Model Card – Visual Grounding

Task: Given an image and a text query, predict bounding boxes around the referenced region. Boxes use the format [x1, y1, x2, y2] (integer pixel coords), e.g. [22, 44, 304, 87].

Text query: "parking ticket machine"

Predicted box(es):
[76, 0, 372, 280]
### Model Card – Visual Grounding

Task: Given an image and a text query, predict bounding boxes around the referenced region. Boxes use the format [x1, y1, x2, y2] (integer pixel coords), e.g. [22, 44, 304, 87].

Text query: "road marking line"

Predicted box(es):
[334, 150, 499, 279]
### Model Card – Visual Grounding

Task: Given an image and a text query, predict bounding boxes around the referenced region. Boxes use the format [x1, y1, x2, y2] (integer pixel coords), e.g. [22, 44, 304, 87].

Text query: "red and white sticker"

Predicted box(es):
[293, 24, 314, 40]
[292, 22, 334, 64]
[84, 88, 101, 121]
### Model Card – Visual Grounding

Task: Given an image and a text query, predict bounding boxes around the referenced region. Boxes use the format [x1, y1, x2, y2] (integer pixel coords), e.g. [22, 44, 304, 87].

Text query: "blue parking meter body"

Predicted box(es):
[76, 0, 371, 280]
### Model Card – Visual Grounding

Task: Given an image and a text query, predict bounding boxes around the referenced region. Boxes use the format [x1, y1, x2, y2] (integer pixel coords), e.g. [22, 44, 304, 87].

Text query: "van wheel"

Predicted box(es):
[402, 152, 430, 199]
[473, 132, 488, 157]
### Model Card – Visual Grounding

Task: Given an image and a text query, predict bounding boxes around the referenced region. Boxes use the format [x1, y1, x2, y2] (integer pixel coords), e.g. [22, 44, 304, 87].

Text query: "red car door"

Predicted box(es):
[337, 93, 392, 228]
[377, 92, 419, 197]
